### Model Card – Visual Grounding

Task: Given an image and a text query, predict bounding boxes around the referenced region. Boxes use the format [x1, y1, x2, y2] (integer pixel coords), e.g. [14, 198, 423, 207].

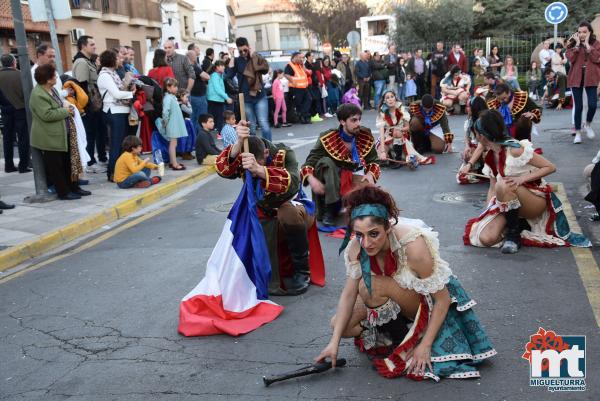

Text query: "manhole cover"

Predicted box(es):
[204, 201, 234, 213]
[433, 192, 487, 209]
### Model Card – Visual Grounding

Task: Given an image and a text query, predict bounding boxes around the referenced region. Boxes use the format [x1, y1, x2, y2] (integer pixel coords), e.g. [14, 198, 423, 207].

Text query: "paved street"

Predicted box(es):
[1, 109, 599, 401]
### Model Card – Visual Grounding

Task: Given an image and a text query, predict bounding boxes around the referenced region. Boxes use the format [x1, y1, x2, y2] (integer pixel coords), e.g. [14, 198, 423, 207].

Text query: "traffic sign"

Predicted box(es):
[346, 31, 360, 47]
[545, 2, 568, 25]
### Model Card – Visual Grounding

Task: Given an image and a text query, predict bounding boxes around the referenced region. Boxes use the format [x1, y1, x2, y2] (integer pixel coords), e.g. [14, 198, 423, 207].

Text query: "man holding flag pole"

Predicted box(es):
[178, 94, 324, 337]
[214, 122, 324, 296]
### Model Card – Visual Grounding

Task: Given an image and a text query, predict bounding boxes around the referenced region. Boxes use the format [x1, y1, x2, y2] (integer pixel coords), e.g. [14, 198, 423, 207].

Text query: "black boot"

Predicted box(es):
[282, 227, 310, 295]
[322, 203, 337, 226]
[391, 144, 404, 169]
[501, 208, 521, 254]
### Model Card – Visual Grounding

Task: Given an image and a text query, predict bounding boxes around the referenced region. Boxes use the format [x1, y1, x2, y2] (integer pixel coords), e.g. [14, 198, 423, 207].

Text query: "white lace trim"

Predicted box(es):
[481, 163, 493, 178]
[505, 139, 534, 168]
[447, 371, 481, 379]
[423, 371, 441, 382]
[375, 113, 387, 129]
[496, 198, 521, 212]
[394, 228, 453, 295]
[451, 297, 477, 311]
[430, 349, 497, 362]
[367, 298, 401, 326]
[344, 240, 362, 280]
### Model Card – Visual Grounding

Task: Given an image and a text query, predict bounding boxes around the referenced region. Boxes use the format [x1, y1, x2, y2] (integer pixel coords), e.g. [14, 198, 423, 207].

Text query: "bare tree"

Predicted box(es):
[293, 0, 370, 46]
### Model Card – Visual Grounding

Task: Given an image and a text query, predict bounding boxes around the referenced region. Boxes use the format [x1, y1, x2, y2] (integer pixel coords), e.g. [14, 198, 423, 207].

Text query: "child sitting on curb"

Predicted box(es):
[195, 114, 221, 165]
[115, 136, 162, 189]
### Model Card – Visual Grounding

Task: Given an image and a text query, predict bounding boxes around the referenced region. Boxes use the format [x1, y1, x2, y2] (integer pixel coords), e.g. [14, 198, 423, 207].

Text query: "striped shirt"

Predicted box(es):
[221, 123, 238, 148]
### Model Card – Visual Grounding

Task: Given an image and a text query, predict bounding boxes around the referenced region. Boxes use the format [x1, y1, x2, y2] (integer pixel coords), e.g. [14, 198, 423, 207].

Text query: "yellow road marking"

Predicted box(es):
[555, 182, 600, 327]
[0, 199, 184, 285]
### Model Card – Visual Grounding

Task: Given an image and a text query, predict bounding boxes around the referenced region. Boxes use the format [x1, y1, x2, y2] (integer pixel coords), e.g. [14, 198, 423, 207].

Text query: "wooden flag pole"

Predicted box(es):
[239, 93, 249, 153]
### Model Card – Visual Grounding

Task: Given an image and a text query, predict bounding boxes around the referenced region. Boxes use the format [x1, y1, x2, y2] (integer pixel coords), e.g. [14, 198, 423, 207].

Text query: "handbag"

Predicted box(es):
[87, 84, 103, 112]
[320, 85, 328, 98]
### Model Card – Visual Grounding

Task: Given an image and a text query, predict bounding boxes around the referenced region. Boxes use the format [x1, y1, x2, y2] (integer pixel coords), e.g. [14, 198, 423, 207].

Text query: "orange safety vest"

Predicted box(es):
[287, 62, 308, 89]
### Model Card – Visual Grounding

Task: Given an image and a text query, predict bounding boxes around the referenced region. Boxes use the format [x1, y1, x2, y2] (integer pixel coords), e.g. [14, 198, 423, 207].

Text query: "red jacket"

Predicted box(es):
[322, 66, 332, 81]
[447, 51, 468, 73]
[566, 40, 600, 88]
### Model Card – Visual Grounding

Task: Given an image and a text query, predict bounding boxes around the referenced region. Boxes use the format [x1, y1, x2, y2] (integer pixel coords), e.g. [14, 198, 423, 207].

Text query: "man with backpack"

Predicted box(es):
[72, 35, 106, 172]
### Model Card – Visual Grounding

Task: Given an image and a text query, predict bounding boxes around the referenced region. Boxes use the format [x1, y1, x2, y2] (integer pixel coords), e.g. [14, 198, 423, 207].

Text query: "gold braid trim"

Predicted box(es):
[319, 129, 375, 163]
[511, 91, 528, 115]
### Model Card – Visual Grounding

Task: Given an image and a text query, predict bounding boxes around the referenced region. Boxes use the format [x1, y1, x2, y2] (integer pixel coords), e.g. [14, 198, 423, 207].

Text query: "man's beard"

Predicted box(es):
[346, 125, 360, 134]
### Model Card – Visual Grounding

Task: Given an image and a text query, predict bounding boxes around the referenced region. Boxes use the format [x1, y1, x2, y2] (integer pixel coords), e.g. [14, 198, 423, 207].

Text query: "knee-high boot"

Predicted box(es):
[282, 227, 310, 295]
[501, 207, 522, 254]
[391, 144, 403, 169]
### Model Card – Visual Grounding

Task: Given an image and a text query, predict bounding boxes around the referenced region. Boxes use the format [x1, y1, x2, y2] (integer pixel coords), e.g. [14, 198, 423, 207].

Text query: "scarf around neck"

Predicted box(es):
[499, 93, 514, 128]
[339, 127, 361, 166]
[338, 203, 390, 294]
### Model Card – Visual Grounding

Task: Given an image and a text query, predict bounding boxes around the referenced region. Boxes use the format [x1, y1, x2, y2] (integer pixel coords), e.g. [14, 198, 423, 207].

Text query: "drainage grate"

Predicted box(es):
[433, 192, 488, 209]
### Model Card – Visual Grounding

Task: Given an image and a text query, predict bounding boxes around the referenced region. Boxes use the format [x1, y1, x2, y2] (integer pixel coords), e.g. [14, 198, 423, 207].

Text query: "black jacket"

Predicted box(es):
[371, 59, 389, 81]
[431, 50, 447, 77]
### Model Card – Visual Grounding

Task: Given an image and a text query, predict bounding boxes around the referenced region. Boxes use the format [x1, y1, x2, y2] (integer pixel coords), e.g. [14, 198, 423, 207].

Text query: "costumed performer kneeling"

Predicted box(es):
[301, 103, 381, 227]
[464, 110, 591, 253]
[315, 185, 496, 381]
[215, 122, 321, 295]
[457, 96, 489, 184]
[408, 94, 454, 155]
[376, 90, 433, 169]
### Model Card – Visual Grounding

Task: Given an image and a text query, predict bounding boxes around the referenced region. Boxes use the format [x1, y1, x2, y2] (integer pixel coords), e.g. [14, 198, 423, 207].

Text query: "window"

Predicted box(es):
[255, 29, 263, 51]
[184, 16, 190, 36]
[367, 20, 388, 36]
[280, 27, 301, 50]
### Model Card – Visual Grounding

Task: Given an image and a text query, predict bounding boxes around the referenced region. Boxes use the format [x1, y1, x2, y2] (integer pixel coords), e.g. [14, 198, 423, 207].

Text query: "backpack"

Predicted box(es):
[74, 58, 102, 113]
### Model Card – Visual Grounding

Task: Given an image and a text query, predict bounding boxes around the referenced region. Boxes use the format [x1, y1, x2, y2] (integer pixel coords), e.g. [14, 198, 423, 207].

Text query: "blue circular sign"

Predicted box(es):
[545, 2, 568, 25]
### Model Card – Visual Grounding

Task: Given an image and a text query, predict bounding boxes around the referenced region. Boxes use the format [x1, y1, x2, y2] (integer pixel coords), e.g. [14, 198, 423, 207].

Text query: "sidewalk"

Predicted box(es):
[0, 157, 216, 271]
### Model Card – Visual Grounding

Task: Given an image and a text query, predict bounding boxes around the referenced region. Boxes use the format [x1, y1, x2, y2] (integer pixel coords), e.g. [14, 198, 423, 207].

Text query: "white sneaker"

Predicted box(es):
[584, 124, 596, 139]
[324, 113, 334, 118]
[573, 133, 582, 144]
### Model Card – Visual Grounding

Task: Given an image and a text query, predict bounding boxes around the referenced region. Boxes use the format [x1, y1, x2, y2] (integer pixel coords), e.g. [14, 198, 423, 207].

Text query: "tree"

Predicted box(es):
[293, 0, 370, 47]
[474, 0, 598, 37]
[393, 0, 474, 48]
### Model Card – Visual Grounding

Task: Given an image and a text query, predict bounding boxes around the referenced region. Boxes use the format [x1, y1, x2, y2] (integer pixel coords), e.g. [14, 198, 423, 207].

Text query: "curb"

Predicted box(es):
[0, 166, 216, 272]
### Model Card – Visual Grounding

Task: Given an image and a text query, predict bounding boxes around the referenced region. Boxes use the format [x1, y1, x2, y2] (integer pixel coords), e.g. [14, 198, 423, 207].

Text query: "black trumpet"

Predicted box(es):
[263, 358, 347, 387]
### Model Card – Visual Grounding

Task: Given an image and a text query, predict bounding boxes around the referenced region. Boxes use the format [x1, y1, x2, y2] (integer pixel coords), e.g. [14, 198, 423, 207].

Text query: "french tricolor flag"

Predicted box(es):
[178, 171, 284, 336]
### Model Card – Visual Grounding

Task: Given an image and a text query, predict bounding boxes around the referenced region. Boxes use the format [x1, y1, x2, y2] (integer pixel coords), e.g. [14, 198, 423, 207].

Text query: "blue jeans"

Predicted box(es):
[505, 78, 521, 91]
[245, 96, 272, 141]
[117, 168, 151, 188]
[572, 86, 598, 130]
[373, 80, 386, 110]
[190, 95, 208, 136]
[397, 83, 405, 102]
[103, 110, 129, 180]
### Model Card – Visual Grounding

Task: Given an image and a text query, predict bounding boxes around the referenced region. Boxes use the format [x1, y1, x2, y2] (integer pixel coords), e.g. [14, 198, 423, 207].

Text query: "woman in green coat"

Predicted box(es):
[30, 64, 89, 200]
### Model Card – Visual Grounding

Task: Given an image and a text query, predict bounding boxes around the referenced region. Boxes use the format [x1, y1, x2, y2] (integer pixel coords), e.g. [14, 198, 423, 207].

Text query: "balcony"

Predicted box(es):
[70, 0, 102, 19]
[101, 0, 129, 23]
[128, 0, 148, 26]
[146, 1, 163, 29]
